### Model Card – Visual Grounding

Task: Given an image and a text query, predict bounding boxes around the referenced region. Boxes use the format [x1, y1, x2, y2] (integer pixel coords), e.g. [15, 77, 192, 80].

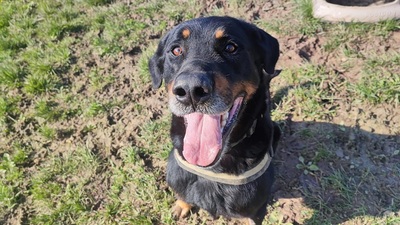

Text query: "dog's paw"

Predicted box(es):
[246, 218, 256, 225]
[173, 199, 192, 219]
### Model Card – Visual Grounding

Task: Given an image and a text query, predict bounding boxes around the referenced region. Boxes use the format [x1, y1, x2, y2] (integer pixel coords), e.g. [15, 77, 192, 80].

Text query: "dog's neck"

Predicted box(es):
[173, 147, 272, 185]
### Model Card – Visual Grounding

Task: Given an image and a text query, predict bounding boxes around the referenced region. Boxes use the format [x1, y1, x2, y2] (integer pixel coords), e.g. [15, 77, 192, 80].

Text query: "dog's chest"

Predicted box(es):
[166, 153, 272, 218]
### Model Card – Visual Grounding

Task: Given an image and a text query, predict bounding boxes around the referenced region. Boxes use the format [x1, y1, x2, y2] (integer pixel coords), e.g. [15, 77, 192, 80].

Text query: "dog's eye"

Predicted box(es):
[171, 46, 183, 56]
[224, 43, 237, 53]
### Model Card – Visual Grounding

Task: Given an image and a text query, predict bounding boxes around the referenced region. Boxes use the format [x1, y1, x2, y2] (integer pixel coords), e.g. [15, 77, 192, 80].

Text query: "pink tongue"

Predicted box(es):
[183, 113, 222, 166]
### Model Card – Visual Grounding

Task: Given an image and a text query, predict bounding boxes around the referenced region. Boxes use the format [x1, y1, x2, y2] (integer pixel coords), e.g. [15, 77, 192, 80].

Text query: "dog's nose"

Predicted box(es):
[173, 74, 213, 105]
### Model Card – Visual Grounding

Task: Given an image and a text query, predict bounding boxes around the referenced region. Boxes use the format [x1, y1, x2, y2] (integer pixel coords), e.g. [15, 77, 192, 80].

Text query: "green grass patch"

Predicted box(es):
[256, 0, 325, 36]
[39, 125, 57, 140]
[23, 72, 59, 94]
[84, 102, 108, 117]
[0, 97, 19, 124]
[88, 3, 148, 56]
[88, 67, 115, 91]
[272, 65, 342, 120]
[353, 72, 400, 105]
[0, 152, 25, 218]
[324, 21, 400, 53]
[137, 43, 157, 86]
[84, 0, 113, 6]
[30, 147, 100, 223]
[105, 147, 175, 224]
[1, 0, 399, 224]
[0, 96, 20, 134]
[0, 59, 25, 87]
[138, 117, 172, 160]
[293, 0, 326, 35]
[35, 100, 63, 121]
[350, 53, 400, 104]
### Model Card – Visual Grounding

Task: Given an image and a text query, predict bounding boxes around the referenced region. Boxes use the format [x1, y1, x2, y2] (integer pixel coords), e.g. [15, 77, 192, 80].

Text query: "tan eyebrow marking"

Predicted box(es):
[215, 28, 225, 39]
[182, 28, 190, 39]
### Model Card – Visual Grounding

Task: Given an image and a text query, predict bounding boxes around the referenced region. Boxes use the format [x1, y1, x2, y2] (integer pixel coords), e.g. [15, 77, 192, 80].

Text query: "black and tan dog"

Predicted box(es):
[149, 16, 281, 224]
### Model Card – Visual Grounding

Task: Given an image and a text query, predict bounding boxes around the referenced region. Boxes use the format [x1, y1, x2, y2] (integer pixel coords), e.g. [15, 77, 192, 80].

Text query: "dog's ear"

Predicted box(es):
[149, 33, 170, 89]
[255, 28, 280, 76]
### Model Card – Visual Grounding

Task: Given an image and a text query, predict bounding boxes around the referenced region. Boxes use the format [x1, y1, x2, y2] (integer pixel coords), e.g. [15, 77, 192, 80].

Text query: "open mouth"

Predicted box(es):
[182, 97, 243, 167]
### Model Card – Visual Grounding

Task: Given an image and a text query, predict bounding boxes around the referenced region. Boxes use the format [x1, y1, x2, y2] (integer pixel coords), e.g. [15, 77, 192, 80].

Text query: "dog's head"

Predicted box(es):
[149, 16, 279, 167]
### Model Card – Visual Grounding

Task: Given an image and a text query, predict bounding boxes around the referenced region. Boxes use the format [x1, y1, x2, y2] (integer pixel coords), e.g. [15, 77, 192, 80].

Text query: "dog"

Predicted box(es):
[149, 16, 281, 225]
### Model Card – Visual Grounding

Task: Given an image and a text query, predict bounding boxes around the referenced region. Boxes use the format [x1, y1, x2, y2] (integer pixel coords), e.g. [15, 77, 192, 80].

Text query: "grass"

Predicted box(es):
[88, 68, 115, 91]
[0, 59, 25, 87]
[350, 53, 400, 105]
[271, 65, 342, 121]
[0, 0, 399, 224]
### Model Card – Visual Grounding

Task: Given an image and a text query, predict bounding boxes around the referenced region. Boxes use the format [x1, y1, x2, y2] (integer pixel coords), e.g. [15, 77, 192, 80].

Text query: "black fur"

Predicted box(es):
[149, 16, 281, 224]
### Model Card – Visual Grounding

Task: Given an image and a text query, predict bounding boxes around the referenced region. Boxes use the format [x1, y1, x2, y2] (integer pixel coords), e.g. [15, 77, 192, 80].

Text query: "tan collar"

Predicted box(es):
[173, 147, 272, 185]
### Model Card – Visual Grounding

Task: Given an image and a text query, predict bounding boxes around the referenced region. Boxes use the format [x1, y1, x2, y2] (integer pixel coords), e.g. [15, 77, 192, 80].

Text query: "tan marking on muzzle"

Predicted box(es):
[214, 73, 232, 97]
[167, 81, 175, 99]
[232, 81, 257, 100]
[215, 74, 258, 100]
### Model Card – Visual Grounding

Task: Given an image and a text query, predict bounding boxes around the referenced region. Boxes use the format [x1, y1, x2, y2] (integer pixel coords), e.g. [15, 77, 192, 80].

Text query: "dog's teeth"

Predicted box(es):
[221, 117, 226, 128]
[221, 112, 228, 132]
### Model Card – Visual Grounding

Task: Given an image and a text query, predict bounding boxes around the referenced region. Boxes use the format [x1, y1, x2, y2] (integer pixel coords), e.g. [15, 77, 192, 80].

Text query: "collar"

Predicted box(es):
[174, 95, 276, 185]
[173, 142, 273, 185]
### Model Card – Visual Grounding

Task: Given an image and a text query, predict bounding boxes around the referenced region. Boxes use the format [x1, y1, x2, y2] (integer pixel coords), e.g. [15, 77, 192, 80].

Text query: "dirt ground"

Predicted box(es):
[1, 0, 399, 224]
[167, 1, 399, 224]
[65, 1, 400, 224]
[194, 1, 400, 224]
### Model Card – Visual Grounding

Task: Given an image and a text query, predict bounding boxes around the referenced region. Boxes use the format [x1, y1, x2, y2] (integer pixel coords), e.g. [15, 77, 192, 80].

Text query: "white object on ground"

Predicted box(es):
[313, 0, 400, 22]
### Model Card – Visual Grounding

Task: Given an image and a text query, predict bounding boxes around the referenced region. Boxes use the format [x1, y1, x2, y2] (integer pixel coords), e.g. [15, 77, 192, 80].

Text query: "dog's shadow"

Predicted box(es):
[270, 89, 400, 224]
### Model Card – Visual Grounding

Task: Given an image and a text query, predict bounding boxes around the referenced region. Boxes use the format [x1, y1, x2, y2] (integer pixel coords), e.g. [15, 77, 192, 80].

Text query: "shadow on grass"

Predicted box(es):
[271, 93, 400, 224]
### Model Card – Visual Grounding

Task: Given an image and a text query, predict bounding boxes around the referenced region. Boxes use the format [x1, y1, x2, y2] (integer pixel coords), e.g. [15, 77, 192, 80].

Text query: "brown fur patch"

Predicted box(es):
[215, 28, 225, 39]
[182, 28, 190, 39]
[167, 81, 175, 98]
[232, 81, 257, 100]
[214, 73, 232, 97]
[215, 74, 257, 100]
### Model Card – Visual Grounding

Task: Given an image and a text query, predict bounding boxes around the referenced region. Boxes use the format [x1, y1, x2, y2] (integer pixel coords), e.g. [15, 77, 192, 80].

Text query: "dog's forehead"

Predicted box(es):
[172, 17, 247, 41]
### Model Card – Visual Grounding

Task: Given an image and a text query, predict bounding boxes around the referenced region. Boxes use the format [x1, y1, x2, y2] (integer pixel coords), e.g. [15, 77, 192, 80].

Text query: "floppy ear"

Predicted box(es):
[255, 28, 280, 76]
[148, 33, 170, 89]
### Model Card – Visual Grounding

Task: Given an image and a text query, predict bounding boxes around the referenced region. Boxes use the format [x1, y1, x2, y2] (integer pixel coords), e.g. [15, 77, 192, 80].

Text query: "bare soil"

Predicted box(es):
[74, 1, 399, 224]
[2, 0, 399, 224]
[160, 1, 400, 224]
